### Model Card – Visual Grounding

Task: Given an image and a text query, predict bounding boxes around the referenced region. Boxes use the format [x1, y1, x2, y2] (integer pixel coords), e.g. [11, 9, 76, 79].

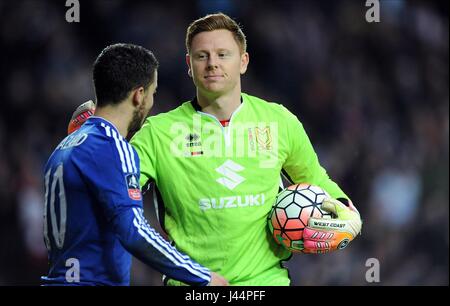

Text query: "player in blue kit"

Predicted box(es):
[41, 43, 228, 286]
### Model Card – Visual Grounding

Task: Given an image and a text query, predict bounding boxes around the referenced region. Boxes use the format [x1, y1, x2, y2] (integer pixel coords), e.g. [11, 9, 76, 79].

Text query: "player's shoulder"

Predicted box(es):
[83, 119, 138, 171]
[81, 118, 114, 144]
[242, 92, 296, 119]
[49, 121, 109, 169]
[141, 101, 193, 130]
[54, 123, 101, 155]
[76, 117, 130, 157]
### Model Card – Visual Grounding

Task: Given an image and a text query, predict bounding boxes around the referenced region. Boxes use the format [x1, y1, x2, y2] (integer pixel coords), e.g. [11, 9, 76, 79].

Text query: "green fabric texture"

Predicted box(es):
[131, 93, 349, 285]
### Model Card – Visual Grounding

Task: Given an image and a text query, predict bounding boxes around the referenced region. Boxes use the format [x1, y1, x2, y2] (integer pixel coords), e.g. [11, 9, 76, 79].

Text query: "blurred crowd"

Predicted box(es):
[0, 0, 447, 285]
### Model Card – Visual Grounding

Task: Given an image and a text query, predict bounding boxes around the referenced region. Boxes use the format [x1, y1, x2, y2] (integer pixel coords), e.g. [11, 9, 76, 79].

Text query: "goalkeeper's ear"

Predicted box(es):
[67, 100, 96, 134]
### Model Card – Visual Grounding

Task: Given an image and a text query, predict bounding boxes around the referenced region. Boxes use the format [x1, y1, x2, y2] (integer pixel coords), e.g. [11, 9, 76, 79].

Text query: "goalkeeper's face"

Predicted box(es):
[187, 29, 249, 97]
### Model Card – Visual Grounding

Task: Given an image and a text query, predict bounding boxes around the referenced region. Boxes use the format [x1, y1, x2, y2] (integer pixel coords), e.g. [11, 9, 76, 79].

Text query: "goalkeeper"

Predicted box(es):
[71, 14, 362, 285]
[132, 13, 362, 285]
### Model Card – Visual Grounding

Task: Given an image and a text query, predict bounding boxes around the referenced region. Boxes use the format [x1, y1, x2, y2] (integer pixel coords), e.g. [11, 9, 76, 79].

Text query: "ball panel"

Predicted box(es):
[284, 218, 303, 230]
[308, 184, 329, 197]
[296, 189, 316, 203]
[271, 210, 281, 229]
[275, 208, 288, 227]
[316, 193, 327, 204]
[285, 203, 301, 218]
[299, 206, 314, 225]
[285, 229, 303, 241]
[276, 192, 295, 208]
[310, 207, 322, 218]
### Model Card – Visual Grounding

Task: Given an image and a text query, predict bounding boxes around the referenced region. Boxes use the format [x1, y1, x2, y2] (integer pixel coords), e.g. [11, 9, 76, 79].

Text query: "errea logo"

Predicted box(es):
[215, 160, 245, 190]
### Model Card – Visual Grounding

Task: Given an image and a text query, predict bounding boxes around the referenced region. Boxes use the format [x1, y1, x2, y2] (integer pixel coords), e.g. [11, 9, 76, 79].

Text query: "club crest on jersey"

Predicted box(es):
[125, 174, 141, 200]
[255, 127, 272, 150]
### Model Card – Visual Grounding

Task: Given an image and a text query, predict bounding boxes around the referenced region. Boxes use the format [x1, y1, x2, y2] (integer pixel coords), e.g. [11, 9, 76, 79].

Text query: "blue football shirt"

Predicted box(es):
[41, 117, 211, 285]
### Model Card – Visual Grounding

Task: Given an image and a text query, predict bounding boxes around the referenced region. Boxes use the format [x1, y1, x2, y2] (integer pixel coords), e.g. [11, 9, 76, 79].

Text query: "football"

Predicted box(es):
[268, 183, 332, 252]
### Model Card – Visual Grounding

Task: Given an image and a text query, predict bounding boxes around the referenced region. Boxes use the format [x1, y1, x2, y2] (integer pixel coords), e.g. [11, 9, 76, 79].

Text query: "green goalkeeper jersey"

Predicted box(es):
[130, 93, 349, 286]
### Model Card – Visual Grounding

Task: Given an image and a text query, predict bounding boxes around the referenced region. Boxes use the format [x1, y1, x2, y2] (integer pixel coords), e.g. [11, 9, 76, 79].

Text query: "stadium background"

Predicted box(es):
[0, 0, 447, 285]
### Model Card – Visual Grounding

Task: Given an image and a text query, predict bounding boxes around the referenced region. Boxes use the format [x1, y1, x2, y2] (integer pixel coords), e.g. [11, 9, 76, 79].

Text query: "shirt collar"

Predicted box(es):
[190, 96, 243, 112]
[87, 116, 121, 136]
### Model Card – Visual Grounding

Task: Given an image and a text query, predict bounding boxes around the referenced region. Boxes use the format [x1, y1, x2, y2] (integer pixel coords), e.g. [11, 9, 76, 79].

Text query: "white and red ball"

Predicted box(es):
[268, 183, 332, 252]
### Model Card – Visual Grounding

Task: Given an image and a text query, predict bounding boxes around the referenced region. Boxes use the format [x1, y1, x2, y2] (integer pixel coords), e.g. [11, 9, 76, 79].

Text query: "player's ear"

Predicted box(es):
[131, 87, 145, 107]
[240, 52, 249, 75]
[186, 54, 192, 78]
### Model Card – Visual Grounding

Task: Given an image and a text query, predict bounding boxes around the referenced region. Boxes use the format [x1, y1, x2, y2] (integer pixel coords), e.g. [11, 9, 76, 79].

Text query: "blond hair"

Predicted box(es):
[185, 13, 247, 54]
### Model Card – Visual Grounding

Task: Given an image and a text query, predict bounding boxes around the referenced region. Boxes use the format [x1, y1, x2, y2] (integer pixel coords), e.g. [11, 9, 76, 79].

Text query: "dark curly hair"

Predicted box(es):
[93, 43, 159, 107]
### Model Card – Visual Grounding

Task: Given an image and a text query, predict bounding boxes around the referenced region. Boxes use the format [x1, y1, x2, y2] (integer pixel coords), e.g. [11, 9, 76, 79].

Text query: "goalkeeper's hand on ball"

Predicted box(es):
[67, 100, 96, 134]
[303, 198, 362, 254]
